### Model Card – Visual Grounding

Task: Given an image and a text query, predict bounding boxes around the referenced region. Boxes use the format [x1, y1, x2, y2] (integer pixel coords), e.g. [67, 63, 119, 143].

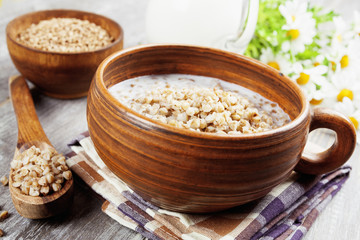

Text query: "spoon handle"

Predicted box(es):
[9, 75, 51, 147]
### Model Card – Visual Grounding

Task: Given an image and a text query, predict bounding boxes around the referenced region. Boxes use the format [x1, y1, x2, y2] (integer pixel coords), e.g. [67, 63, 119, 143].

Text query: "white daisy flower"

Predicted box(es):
[331, 16, 354, 48]
[259, 48, 293, 75]
[334, 97, 360, 142]
[293, 65, 328, 86]
[329, 61, 360, 117]
[315, 22, 341, 64]
[316, 21, 337, 55]
[331, 39, 360, 82]
[354, 10, 360, 36]
[301, 83, 326, 103]
[281, 16, 316, 54]
[279, 0, 308, 25]
[335, 97, 356, 116]
[291, 65, 330, 105]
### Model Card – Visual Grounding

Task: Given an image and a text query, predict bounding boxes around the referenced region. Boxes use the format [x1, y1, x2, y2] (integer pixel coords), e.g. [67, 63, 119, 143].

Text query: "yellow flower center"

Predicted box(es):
[337, 34, 342, 42]
[340, 55, 349, 68]
[313, 62, 320, 67]
[291, 15, 296, 22]
[337, 89, 354, 102]
[310, 99, 323, 105]
[267, 61, 280, 70]
[330, 61, 336, 71]
[287, 29, 300, 40]
[296, 72, 310, 85]
[349, 117, 359, 130]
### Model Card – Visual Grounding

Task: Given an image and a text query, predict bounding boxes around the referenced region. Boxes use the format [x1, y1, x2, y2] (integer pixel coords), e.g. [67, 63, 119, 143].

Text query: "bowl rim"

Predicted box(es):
[95, 44, 310, 140]
[6, 9, 124, 55]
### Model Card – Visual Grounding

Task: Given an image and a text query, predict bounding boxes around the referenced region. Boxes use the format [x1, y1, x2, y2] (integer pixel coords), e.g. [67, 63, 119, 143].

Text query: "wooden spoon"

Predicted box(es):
[8, 75, 74, 219]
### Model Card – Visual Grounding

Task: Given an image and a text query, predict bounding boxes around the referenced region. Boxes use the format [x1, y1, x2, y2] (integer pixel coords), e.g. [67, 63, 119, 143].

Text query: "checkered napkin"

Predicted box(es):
[67, 132, 351, 240]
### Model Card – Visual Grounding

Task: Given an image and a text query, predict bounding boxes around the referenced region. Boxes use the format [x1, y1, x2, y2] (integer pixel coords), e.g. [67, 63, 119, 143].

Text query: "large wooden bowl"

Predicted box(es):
[6, 9, 123, 99]
[87, 45, 356, 213]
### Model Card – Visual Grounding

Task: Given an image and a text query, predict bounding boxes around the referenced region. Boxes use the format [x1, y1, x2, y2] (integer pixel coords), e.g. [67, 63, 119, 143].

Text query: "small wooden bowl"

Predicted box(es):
[6, 9, 123, 99]
[87, 45, 356, 213]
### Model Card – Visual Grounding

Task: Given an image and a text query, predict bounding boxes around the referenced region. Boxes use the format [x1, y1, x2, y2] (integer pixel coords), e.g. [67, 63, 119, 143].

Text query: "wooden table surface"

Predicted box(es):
[0, 0, 359, 239]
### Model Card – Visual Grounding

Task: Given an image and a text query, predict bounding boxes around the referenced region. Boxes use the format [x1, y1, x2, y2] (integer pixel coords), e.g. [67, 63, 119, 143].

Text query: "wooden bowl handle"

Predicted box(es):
[295, 108, 357, 175]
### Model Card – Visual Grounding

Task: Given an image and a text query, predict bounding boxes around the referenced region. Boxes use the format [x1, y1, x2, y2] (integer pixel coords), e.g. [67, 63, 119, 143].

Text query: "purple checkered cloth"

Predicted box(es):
[67, 132, 351, 240]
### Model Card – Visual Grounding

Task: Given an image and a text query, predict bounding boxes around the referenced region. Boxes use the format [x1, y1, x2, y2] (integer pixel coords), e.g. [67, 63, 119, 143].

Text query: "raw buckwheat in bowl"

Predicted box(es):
[6, 9, 123, 98]
[87, 44, 356, 213]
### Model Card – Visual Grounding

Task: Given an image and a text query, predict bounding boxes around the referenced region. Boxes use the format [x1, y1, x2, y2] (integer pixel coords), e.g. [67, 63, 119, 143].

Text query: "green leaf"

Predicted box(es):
[245, 0, 288, 59]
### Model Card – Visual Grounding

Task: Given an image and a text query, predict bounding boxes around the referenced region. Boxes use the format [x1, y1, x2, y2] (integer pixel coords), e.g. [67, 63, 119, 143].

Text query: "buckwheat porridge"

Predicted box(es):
[109, 74, 290, 135]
